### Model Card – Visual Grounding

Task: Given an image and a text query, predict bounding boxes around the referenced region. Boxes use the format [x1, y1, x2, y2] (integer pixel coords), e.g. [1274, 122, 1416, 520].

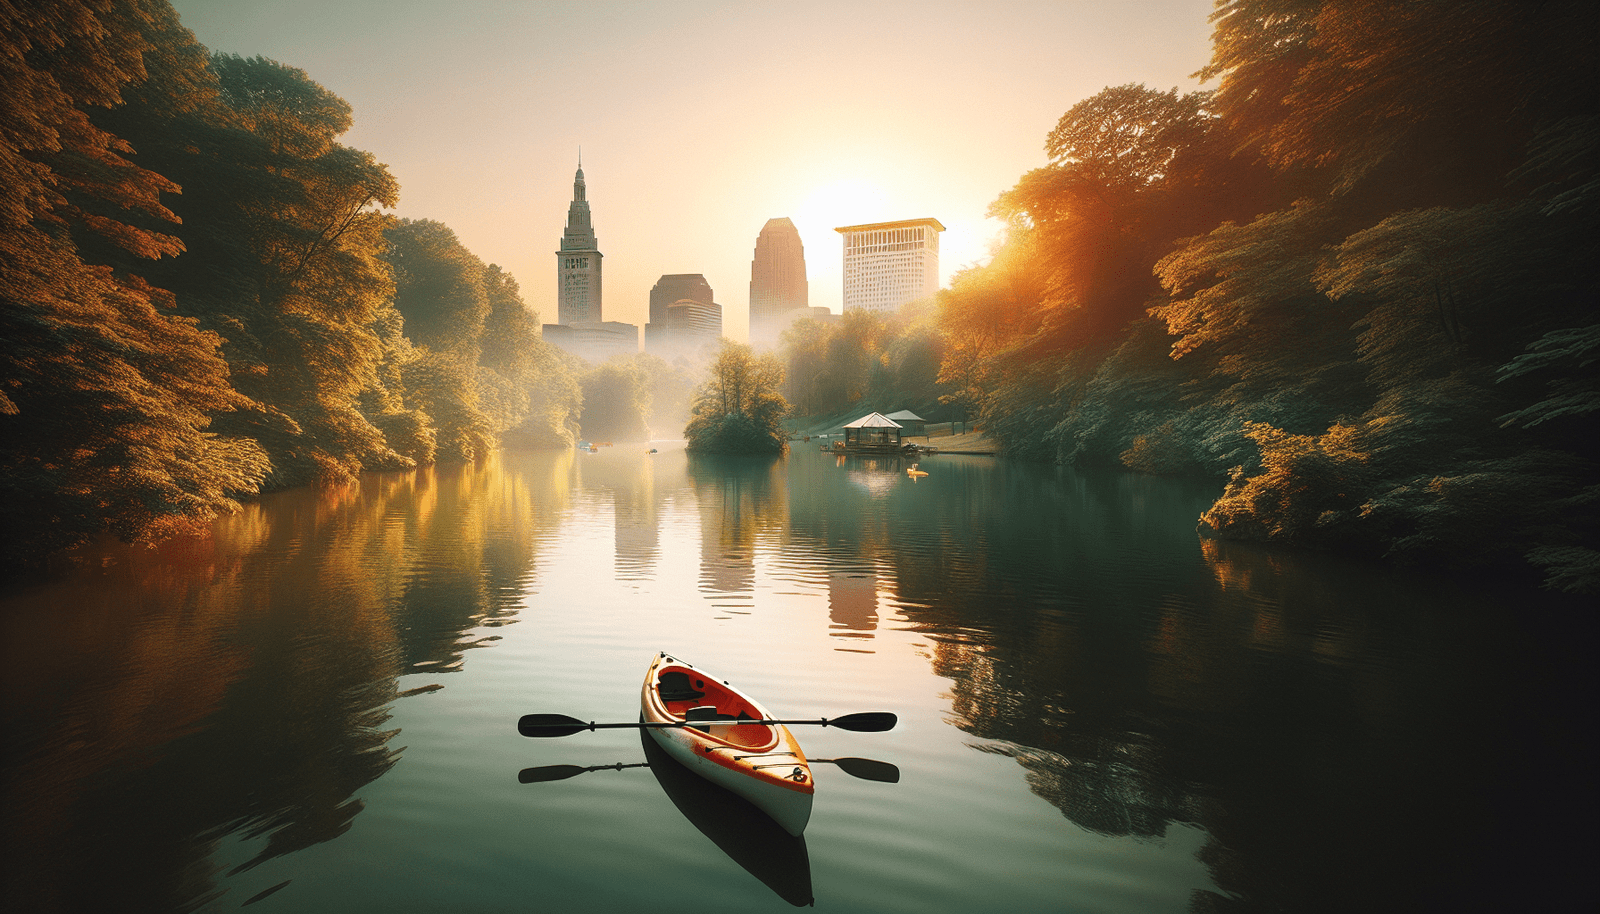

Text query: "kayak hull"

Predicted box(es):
[641, 652, 814, 836]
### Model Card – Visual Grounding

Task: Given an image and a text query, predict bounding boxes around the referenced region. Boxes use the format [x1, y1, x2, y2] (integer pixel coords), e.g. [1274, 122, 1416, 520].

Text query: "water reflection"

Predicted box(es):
[902, 503, 1592, 913]
[1, 451, 565, 912]
[640, 732, 814, 907]
[828, 569, 879, 646]
[3, 446, 1590, 913]
[573, 444, 663, 580]
[686, 454, 786, 602]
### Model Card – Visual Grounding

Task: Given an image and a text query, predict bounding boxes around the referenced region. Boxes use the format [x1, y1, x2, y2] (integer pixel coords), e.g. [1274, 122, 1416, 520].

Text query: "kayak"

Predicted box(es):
[640, 652, 814, 836]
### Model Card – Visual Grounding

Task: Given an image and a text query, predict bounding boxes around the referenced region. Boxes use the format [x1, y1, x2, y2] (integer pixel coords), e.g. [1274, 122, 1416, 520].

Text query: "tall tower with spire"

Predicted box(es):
[556, 156, 602, 324]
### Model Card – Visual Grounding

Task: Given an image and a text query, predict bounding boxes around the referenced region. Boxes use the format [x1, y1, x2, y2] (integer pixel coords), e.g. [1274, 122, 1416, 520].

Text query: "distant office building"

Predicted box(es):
[667, 299, 722, 339]
[542, 320, 639, 363]
[645, 275, 722, 363]
[798, 306, 837, 326]
[658, 299, 723, 362]
[834, 218, 944, 315]
[646, 274, 714, 354]
[748, 217, 808, 348]
[556, 158, 603, 324]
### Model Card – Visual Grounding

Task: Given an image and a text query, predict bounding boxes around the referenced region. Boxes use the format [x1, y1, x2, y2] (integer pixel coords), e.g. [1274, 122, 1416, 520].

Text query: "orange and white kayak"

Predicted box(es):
[640, 652, 814, 836]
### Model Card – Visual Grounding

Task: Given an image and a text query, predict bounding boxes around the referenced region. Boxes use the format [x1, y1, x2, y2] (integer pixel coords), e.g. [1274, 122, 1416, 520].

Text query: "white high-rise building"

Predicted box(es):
[834, 218, 944, 315]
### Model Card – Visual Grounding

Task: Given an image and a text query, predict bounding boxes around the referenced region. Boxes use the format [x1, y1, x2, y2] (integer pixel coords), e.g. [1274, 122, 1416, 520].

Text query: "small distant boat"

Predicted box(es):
[641, 653, 814, 836]
[906, 464, 928, 479]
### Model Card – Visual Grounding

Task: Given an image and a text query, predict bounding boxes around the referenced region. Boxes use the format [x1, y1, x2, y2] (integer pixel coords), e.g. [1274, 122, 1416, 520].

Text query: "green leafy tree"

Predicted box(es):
[990, 84, 1224, 351]
[686, 343, 789, 454]
[779, 317, 833, 417]
[943, 83, 1266, 462]
[383, 219, 497, 461]
[480, 265, 540, 384]
[1203, 0, 1597, 195]
[97, 42, 403, 486]
[1156, 0, 1600, 591]
[778, 309, 935, 421]
[387, 219, 488, 357]
[630, 352, 697, 437]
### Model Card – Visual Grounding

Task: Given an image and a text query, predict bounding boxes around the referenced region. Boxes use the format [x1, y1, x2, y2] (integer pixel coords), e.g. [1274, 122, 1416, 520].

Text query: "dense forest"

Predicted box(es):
[0, 1, 701, 565]
[781, 1, 1598, 594]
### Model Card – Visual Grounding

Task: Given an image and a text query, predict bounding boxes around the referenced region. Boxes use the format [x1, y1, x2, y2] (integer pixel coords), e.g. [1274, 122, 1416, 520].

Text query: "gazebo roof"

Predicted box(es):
[843, 412, 903, 429]
[884, 410, 925, 422]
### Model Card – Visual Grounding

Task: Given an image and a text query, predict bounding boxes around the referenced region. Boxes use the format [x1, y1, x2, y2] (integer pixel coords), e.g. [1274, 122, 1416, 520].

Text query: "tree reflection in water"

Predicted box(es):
[3, 447, 1591, 912]
[1, 452, 562, 912]
[901, 522, 1592, 913]
[761, 453, 1591, 912]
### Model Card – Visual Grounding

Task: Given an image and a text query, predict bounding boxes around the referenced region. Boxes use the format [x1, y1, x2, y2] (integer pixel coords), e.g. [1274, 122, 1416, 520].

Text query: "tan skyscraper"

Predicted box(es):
[556, 158, 602, 324]
[835, 218, 943, 315]
[748, 217, 808, 348]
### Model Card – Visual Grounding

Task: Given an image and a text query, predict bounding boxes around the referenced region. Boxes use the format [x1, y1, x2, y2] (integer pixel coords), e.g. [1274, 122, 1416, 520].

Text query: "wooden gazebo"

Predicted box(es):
[840, 412, 905, 454]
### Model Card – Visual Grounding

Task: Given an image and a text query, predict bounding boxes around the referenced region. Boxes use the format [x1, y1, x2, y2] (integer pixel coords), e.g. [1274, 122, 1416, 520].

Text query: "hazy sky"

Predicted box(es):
[168, 0, 1216, 341]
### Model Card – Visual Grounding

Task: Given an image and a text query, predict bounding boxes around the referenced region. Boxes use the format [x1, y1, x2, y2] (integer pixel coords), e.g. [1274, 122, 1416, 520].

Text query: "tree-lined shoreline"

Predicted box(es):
[4, 1, 1595, 594]
[779, 2, 1597, 594]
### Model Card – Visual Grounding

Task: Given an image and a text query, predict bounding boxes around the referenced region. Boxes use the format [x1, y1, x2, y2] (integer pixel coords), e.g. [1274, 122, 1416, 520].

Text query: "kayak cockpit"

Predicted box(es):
[653, 665, 777, 751]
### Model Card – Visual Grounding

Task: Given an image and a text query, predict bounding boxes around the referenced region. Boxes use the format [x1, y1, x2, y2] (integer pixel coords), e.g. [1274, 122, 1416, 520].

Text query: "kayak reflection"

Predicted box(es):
[516, 739, 901, 906]
[640, 730, 815, 907]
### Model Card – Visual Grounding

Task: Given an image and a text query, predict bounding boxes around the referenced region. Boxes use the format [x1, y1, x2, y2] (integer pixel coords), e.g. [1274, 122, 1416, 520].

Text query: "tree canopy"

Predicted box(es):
[686, 343, 789, 455]
[926, 0, 1598, 592]
[1, 1, 581, 564]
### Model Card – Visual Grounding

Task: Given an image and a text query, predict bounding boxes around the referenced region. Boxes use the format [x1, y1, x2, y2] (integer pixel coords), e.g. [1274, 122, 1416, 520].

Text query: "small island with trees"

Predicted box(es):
[685, 344, 789, 456]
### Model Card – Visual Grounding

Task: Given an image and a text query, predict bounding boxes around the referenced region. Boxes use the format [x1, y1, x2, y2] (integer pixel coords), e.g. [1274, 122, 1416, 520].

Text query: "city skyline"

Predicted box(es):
[168, 0, 1215, 341]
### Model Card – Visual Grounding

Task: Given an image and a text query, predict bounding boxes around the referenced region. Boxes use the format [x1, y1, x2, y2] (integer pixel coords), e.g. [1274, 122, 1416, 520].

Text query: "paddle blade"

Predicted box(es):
[517, 714, 592, 737]
[518, 765, 589, 783]
[828, 757, 901, 783]
[825, 712, 897, 732]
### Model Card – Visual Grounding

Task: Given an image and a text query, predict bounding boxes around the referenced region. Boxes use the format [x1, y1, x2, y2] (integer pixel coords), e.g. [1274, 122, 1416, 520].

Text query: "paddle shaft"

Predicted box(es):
[517, 756, 899, 784]
[517, 711, 896, 738]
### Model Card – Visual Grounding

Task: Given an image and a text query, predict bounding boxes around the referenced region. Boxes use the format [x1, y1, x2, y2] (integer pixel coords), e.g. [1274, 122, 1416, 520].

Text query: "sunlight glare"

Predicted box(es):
[791, 178, 890, 236]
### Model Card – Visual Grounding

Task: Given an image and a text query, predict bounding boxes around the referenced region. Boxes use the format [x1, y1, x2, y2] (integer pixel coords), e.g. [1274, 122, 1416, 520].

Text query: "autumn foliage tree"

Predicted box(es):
[938, 0, 1598, 591]
[2, 1, 581, 565]
[1, 0, 266, 559]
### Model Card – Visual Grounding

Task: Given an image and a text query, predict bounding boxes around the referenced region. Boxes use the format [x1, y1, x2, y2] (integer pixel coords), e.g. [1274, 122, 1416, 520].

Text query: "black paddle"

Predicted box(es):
[518, 762, 649, 783]
[517, 711, 897, 738]
[518, 756, 899, 784]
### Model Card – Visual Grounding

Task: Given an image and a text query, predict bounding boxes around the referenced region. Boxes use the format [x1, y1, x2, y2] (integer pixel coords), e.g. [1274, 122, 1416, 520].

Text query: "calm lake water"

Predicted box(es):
[2, 443, 1593, 913]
